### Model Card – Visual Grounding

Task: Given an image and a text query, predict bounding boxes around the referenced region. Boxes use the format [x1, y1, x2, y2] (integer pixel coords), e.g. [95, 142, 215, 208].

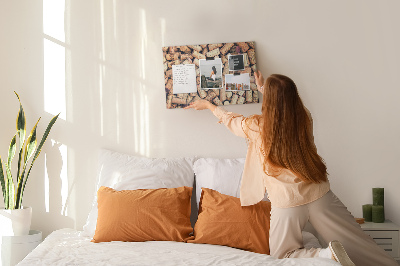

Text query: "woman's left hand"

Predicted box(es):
[254, 70, 265, 94]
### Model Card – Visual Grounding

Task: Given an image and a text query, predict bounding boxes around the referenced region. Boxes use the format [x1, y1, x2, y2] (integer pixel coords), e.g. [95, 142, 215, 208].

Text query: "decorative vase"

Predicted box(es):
[0, 206, 32, 236]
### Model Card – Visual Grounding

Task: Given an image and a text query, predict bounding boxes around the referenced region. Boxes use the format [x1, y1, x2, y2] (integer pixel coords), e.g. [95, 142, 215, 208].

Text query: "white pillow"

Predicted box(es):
[193, 158, 268, 208]
[82, 149, 195, 237]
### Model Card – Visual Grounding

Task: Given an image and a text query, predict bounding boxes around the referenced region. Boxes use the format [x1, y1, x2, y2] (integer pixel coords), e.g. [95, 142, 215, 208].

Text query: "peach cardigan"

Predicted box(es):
[212, 107, 330, 208]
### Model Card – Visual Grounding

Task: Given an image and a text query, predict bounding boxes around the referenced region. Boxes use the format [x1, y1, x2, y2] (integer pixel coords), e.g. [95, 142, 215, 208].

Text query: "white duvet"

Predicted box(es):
[19, 229, 339, 266]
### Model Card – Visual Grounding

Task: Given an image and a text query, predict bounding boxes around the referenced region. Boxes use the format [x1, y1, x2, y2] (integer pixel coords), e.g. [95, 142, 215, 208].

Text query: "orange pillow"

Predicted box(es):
[187, 187, 271, 254]
[92, 186, 193, 243]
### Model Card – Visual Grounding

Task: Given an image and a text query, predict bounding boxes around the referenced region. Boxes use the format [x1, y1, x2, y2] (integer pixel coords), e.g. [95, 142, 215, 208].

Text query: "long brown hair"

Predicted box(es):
[257, 74, 327, 183]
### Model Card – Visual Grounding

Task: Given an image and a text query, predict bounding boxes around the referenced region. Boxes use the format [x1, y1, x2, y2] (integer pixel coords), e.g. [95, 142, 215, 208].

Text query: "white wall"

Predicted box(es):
[0, 0, 399, 237]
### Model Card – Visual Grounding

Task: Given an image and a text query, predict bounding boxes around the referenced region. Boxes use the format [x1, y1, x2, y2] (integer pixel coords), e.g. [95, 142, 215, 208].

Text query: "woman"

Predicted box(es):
[210, 66, 217, 81]
[185, 72, 397, 266]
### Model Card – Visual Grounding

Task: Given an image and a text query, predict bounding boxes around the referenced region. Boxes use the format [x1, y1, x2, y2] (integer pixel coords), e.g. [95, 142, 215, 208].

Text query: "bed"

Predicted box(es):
[18, 150, 339, 266]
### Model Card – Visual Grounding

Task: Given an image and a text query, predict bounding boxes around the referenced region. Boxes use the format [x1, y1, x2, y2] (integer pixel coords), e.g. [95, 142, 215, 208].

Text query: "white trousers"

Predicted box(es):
[269, 190, 398, 266]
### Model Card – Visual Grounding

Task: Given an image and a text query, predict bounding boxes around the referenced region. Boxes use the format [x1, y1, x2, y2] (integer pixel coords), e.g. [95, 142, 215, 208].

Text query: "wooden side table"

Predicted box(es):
[360, 220, 399, 262]
[0, 230, 42, 266]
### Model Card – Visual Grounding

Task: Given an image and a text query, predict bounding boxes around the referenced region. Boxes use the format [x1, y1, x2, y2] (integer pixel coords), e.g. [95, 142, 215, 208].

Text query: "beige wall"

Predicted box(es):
[0, 0, 399, 237]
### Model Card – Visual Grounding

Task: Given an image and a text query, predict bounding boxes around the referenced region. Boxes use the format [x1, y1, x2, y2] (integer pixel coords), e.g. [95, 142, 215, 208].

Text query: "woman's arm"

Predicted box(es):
[185, 100, 249, 138]
[185, 70, 265, 111]
[184, 99, 216, 112]
[184, 70, 265, 139]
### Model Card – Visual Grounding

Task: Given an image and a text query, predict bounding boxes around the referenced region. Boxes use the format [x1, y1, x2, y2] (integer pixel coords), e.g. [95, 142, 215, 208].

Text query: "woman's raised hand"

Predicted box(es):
[254, 70, 265, 95]
[184, 99, 216, 111]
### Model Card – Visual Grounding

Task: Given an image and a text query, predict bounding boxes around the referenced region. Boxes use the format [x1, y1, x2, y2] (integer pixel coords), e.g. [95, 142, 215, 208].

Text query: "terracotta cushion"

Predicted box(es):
[187, 187, 271, 254]
[93, 186, 193, 243]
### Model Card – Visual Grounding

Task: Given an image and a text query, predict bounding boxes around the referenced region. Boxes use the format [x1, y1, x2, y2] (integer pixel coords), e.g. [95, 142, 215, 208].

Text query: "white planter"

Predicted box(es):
[0, 206, 32, 236]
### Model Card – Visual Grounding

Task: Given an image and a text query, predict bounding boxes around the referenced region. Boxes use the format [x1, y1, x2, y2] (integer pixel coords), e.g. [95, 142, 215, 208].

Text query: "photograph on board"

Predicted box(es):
[225, 73, 250, 91]
[228, 54, 245, 71]
[199, 58, 223, 89]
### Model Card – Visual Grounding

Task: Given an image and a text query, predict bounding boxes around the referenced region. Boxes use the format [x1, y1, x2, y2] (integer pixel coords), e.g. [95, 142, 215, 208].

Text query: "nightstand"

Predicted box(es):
[360, 220, 399, 262]
[0, 230, 42, 266]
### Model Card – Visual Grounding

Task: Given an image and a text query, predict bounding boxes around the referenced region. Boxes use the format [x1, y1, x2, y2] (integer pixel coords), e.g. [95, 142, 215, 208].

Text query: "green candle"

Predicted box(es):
[372, 188, 384, 206]
[362, 204, 372, 222]
[372, 205, 385, 223]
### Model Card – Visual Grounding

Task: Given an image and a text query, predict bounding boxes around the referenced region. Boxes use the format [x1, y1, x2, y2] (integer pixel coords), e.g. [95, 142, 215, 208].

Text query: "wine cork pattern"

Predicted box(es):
[163, 41, 259, 109]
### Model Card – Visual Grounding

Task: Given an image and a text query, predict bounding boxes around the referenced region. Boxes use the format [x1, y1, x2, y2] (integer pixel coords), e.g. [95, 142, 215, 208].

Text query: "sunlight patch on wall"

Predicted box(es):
[64, 0, 73, 123]
[140, 9, 147, 80]
[58, 142, 68, 216]
[44, 140, 68, 215]
[43, 39, 66, 120]
[133, 86, 139, 154]
[43, 0, 65, 43]
[99, 64, 105, 136]
[116, 90, 120, 144]
[100, 0, 106, 61]
[43, 0, 66, 120]
[133, 83, 150, 157]
[98, 0, 107, 137]
[44, 153, 50, 213]
[141, 88, 149, 156]
[160, 18, 166, 47]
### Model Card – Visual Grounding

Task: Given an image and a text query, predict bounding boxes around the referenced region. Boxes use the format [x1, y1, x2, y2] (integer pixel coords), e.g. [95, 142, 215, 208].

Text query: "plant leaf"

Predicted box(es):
[7, 134, 17, 170]
[32, 114, 59, 162]
[16, 113, 59, 209]
[0, 156, 7, 207]
[15, 92, 26, 144]
[24, 118, 40, 165]
[15, 92, 26, 183]
[7, 169, 15, 209]
[16, 119, 39, 208]
[6, 135, 17, 209]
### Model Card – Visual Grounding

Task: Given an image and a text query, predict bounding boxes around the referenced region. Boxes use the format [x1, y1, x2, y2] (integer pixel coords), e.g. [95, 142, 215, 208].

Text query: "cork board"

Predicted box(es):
[162, 41, 259, 109]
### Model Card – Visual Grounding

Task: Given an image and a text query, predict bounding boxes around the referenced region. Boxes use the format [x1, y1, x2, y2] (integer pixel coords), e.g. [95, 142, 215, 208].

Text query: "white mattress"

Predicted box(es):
[18, 229, 339, 266]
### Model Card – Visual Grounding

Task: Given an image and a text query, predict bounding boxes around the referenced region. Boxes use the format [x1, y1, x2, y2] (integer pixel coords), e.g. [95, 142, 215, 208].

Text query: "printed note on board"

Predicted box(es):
[172, 64, 197, 94]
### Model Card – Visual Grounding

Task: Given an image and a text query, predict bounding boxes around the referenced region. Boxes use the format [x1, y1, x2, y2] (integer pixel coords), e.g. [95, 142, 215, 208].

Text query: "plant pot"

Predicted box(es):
[0, 206, 32, 236]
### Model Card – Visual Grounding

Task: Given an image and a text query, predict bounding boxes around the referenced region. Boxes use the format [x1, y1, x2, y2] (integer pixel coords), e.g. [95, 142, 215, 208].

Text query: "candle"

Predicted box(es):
[372, 188, 384, 206]
[372, 205, 385, 223]
[362, 204, 372, 222]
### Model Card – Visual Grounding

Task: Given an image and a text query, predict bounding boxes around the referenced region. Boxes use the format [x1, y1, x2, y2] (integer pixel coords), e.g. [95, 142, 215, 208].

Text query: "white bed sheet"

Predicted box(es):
[18, 229, 339, 266]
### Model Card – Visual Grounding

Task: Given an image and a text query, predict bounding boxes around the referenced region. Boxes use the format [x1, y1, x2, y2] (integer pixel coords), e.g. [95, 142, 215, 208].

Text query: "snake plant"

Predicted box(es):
[0, 92, 59, 209]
